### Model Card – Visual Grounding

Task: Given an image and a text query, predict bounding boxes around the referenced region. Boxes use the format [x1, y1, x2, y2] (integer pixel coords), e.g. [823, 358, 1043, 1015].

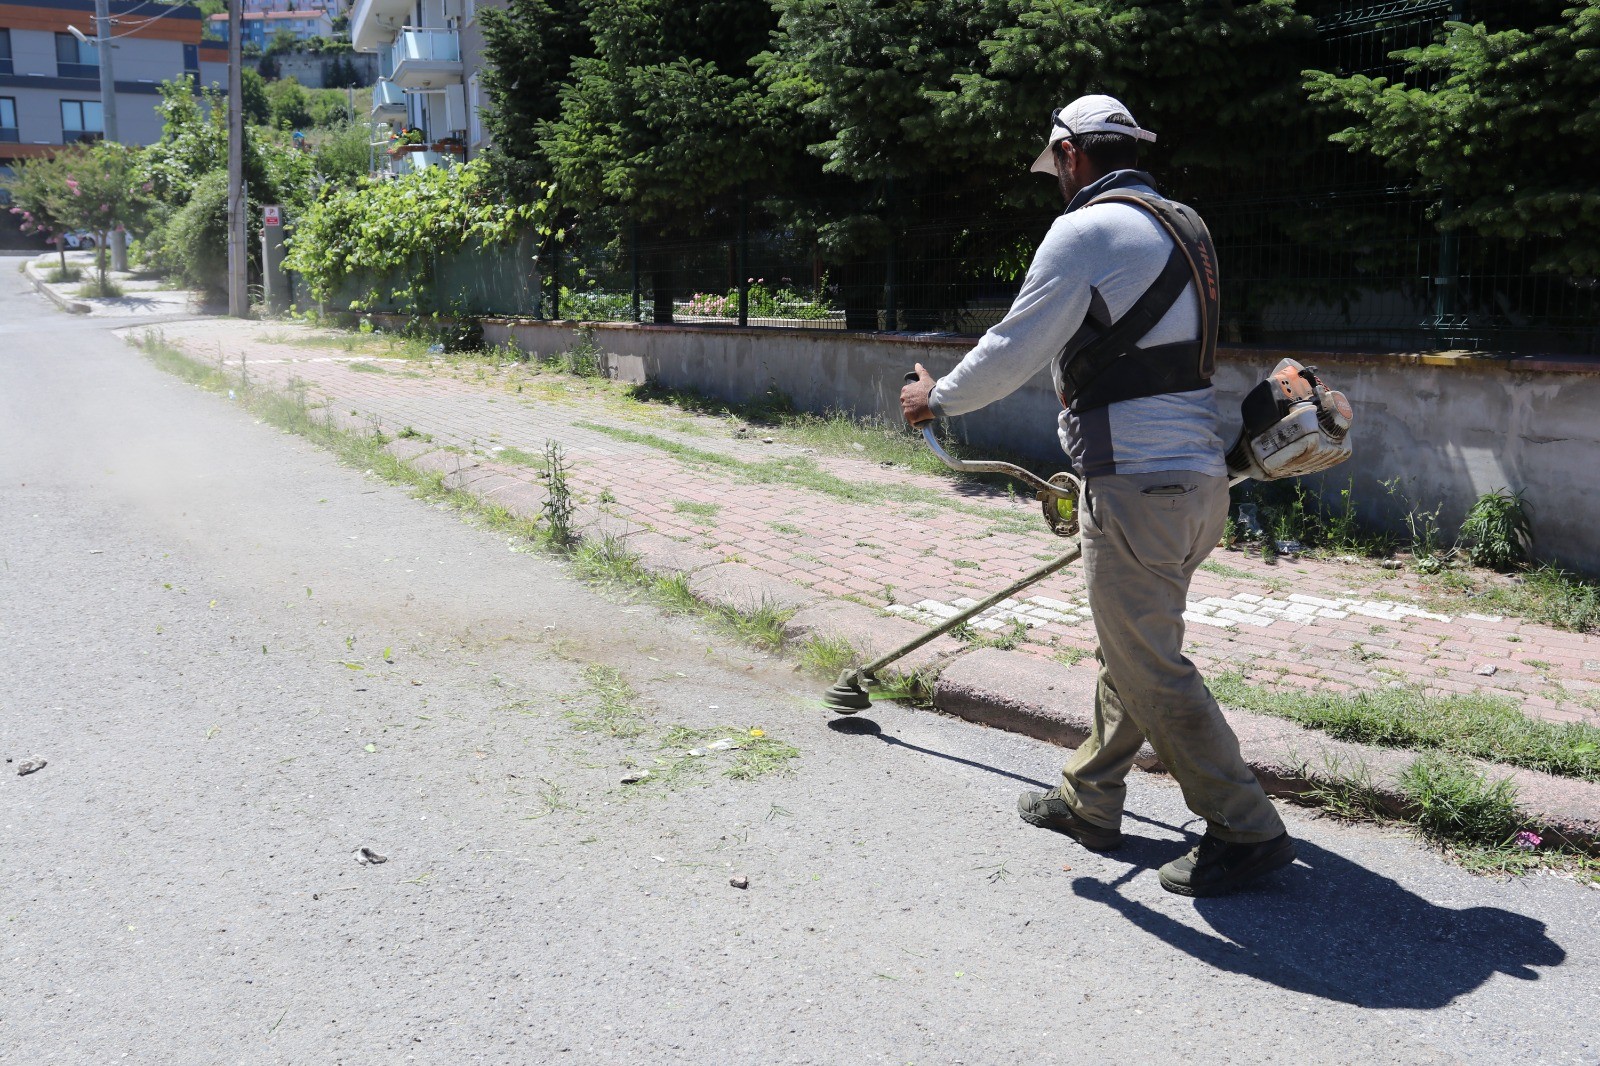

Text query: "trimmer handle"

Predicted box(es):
[903, 370, 937, 429]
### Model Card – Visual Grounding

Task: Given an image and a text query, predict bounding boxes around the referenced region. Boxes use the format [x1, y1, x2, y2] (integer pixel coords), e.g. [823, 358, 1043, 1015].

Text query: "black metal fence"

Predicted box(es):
[536, 0, 1597, 356]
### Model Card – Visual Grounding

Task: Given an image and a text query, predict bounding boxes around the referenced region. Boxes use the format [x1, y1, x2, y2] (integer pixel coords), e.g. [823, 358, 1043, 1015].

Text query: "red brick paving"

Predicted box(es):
[145, 319, 1600, 730]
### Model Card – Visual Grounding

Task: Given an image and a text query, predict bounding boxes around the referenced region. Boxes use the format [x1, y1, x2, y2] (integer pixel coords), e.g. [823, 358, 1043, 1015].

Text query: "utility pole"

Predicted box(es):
[226, 0, 248, 317]
[90, 0, 126, 271]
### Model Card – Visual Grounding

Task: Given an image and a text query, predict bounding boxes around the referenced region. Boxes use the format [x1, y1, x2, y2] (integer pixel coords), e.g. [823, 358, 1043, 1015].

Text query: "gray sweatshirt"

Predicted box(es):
[928, 171, 1225, 479]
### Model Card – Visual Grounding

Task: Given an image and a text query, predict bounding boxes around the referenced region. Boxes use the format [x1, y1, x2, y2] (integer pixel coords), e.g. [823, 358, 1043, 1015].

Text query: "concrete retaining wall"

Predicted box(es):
[477, 318, 1600, 573]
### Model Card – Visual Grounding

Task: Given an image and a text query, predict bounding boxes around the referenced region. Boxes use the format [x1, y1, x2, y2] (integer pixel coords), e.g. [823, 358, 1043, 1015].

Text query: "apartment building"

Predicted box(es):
[351, 0, 497, 175]
[207, 9, 336, 49]
[0, 0, 226, 171]
[242, 0, 342, 16]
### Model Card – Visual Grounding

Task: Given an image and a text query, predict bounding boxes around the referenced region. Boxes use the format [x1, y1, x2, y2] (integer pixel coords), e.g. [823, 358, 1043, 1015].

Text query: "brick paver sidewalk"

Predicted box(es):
[143, 319, 1600, 729]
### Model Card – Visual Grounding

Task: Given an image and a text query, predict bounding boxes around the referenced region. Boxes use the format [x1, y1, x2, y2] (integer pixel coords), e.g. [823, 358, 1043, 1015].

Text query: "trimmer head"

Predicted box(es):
[822, 668, 872, 714]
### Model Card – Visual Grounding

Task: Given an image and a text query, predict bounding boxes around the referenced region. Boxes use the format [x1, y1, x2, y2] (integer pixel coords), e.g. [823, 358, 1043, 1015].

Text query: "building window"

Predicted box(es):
[0, 97, 18, 143]
[0, 29, 14, 76]
[56, 32, 99, 79]
[61, 100, 104, 143]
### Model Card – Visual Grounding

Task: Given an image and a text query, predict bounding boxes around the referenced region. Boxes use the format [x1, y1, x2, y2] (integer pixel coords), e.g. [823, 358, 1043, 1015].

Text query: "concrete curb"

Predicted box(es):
[23, 258, 91, 315]
[378, 435, 1600, 855]
[935, 647, 1600, 854]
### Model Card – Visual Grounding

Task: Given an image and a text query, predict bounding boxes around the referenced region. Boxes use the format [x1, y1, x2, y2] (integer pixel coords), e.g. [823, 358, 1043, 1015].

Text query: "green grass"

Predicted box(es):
[569, 534, 791, 650]
[564, 663, 649, 739]
[347, 361, 387, 374]
[621, 381, 986, 479]
[46, 265, 84, 283]
[76, 276, 124, 299]
[1053, 645, 1092, 668]
[1294, 750, 1596, 878]
[1199, 559, 1254, 580]
[1210, 671, 1600, 781]
[1423, 564, 1600, 635]
[576, 420, 1024, 523]
[494, 445, 542, 466]
[1399, 752, 1520, 846]
[258, 326, 437, 361]
[799, 633, 859, 678]
[672, 500, 721, 519]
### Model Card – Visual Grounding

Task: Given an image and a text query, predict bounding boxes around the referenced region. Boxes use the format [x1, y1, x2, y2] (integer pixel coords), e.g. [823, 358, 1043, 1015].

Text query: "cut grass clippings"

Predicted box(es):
[1211, 671, 1600, 782]
[564, 663, 649, 739]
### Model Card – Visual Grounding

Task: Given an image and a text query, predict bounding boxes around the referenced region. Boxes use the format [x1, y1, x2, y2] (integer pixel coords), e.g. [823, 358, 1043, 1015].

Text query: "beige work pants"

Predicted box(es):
[1061, 471, 1285, 844]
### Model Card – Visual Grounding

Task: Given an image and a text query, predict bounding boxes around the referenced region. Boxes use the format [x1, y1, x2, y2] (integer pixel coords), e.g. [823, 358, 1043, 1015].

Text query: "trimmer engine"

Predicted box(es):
[1225, 358, 1353, 483]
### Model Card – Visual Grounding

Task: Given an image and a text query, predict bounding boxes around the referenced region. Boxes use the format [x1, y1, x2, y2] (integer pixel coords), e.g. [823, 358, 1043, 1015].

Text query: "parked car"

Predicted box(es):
[63, 230, 99, 250]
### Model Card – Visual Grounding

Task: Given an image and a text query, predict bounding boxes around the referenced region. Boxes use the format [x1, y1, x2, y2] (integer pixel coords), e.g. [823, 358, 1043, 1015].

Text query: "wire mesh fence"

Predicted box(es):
[530, 0, 1595, 356]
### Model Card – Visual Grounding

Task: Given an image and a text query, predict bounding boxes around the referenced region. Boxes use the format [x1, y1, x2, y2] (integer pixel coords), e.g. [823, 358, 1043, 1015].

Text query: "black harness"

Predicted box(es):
[1055, 190, 1220, 413]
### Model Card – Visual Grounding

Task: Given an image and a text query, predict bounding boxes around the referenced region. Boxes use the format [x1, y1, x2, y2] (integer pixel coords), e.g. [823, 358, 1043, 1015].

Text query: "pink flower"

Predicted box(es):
[101, 203, 110, 212]
[1514, 831, 1542, 850]
[142, 182, 153, 192]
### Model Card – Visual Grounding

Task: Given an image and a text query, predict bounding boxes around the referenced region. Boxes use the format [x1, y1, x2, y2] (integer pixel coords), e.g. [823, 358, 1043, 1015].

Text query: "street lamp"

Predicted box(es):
[66, 8, 126, 271]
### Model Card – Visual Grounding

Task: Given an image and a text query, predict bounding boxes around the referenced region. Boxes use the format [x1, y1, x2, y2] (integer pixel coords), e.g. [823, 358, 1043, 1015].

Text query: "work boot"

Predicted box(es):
[1158, 832, 1296, 897]
[1016, 788, 1122, 851]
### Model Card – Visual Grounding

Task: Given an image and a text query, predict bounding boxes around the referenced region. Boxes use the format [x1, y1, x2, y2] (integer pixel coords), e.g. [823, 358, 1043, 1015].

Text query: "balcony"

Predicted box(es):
[371, 78, 406, 120]
[350, 0, 411, 52]
[389, 147, 461, 175]
[390, 28, 461, 90]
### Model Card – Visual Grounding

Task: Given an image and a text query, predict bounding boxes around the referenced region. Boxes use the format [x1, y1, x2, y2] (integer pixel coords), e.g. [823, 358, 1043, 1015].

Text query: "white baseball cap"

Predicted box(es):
[1029, 94, 1157, 175]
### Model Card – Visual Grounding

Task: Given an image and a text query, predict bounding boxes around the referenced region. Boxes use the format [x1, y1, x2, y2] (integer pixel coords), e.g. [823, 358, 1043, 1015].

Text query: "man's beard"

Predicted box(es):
[1057, 164, 1082, 204]
[1056, 153, 1081, 203]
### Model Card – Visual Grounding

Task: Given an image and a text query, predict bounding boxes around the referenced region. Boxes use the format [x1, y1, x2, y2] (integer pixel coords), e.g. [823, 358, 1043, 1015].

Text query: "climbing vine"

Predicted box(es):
[285, 158, 551, 310]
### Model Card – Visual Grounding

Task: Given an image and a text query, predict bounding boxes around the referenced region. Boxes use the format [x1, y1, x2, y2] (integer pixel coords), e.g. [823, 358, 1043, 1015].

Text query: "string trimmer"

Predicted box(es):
[822, 360, 1353, 713]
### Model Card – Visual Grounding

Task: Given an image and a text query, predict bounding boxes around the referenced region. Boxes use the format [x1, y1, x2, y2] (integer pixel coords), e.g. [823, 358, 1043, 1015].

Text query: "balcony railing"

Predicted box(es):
[396, 27, 459, 64]
[390, 27, 461, 89]
[57, 62, 98, 79]
[0, 127, 19, 143]
[371, 77, 406, 117]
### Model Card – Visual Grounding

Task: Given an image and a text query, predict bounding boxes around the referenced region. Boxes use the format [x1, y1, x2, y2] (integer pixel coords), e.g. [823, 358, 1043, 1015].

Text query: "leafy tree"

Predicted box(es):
[268, 28, 299, 55]
[266, 77, 314, 130]
[307, 88, 350, 128]
[544, 0, 779, 226]
[312, 121, 374, 184]
[1305, 1, 1600, 274]
[142, 78, 227, 206]
[3, 155, 74, 270]
[758, 0, 1317, 326]
[241, 67, 272, 126]
[477, 0, 593, 196]
[50, 142, 158, 289]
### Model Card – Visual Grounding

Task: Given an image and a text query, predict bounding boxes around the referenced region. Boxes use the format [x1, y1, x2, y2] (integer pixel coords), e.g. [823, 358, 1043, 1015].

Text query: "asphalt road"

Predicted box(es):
[2, 257, 1596, 1065]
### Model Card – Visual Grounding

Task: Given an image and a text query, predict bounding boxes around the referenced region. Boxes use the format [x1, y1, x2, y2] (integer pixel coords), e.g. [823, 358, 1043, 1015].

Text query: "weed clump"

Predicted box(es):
[1399, 753, 1520, 847]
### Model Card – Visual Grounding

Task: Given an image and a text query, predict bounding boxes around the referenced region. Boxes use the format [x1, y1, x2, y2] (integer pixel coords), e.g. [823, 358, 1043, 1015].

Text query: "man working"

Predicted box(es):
[899, 94, 1296, 898]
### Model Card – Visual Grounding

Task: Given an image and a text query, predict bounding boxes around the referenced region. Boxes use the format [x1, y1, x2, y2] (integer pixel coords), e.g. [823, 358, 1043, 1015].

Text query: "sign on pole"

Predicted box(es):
[263, 205, 282, 227]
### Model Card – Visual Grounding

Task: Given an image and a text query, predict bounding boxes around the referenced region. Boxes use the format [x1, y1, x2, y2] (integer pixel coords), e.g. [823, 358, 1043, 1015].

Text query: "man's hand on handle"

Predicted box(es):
[900, 363, 937, 427]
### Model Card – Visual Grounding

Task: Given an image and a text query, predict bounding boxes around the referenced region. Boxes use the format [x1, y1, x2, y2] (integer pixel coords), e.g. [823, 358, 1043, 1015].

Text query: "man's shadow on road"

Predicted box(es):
[1077, 829, 1566, 1009]
[828, 716, 1567, 1009]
